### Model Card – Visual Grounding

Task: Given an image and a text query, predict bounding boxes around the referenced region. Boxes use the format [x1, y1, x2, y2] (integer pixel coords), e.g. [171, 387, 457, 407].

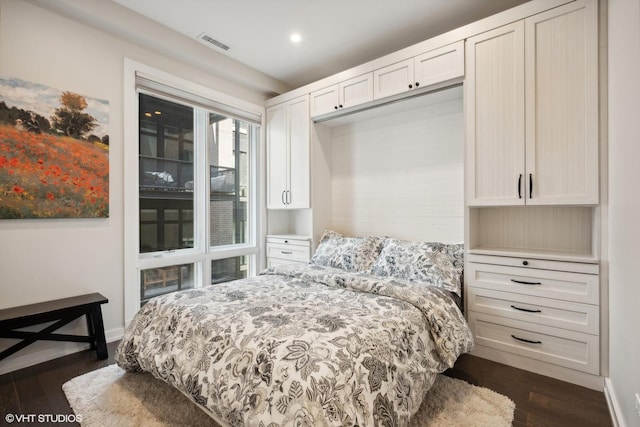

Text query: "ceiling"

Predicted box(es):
[111, 0, 529, 89]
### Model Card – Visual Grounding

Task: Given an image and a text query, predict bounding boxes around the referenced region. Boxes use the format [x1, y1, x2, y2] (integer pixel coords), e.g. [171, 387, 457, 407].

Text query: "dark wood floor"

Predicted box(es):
[0, 343, 612, 426]
[446, 354, 613, 427]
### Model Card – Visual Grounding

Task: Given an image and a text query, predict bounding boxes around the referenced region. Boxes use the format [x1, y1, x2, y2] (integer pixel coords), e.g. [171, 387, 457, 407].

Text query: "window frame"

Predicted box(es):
[123, 59, 265, 324]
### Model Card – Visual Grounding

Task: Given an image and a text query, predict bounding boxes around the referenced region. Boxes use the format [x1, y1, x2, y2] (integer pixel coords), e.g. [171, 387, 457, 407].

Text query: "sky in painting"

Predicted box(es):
[0, 76, 109, 138]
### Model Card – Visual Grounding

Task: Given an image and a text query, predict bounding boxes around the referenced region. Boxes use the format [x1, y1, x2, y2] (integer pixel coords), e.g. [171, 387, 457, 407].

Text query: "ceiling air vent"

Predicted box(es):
[198, 33, 230, 51]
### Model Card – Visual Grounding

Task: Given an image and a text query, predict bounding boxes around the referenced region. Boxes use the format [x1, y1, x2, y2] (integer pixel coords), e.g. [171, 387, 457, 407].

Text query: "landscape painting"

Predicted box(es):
[0, 76, 109, 219]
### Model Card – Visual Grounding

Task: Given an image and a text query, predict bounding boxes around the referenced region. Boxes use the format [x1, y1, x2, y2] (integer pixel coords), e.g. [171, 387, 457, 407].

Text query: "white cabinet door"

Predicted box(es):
[311, 74, 373, 118]
[467, 0, 598, 207]
[373, 58, 414, 99]
[266, 95, 310, 209]
[374, 43, 464, 101]
[524, 0, 598, 205]
[466, 22, 525, 206]
[414, 41, 464, 89]
[310, 84, 339, 117]
[339, 73, 373, 108]
[266, 102, 289, 209]
[286, 96, 310, 209]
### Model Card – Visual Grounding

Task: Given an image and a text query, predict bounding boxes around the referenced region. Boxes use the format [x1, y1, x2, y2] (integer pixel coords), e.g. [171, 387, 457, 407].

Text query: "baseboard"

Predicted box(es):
[470, 345, 605, 390]
[604, 377, 626, 427]
[0, 326, 123, 376]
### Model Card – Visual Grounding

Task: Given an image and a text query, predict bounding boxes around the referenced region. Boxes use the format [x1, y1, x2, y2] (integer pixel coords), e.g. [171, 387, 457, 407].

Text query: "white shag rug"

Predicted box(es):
[63, 365, 515, 427]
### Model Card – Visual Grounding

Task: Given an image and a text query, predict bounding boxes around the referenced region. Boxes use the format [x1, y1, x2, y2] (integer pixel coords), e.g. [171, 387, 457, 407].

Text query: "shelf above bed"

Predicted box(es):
[467, 246, 599, 264]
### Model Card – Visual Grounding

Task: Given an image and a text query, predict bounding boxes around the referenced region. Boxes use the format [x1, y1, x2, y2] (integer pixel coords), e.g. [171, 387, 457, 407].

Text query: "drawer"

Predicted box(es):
[267, 258, 308, 268]
[267, 243, 310, 263]
[466, 262, 599, 304]
[467, 287, 599, 335]
[469, 312, 599, 374]
[467, 253, 599, 274]
[266, 236, 311, 247]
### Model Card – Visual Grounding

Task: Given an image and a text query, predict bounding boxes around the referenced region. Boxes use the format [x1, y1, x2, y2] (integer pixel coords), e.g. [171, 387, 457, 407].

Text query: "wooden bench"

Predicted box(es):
[0, 293, 109, 362]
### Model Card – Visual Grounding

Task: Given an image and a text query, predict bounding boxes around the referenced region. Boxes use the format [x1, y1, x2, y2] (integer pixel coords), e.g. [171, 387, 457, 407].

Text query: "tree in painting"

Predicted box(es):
[51, 91, 98, 139]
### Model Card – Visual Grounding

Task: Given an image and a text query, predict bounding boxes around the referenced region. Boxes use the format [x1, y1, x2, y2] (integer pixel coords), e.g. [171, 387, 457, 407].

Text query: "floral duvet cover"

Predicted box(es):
[115, 263, 474, 427]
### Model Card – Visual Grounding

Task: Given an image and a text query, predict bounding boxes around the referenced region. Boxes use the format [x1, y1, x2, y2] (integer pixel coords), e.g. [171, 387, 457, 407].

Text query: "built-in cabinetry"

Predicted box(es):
[466, 0, 598, 206]
[310, 74, 373, 117]
[267, 32, 467, 251]
[464, 0, 601, 389]
[266, 95, 310, 209]
[373, 41, 464, 100]
[264, 0, 604, 389]
[467, 254, 600, 376]
[309, 41, 465, 121]
[266, 235, 311, 267]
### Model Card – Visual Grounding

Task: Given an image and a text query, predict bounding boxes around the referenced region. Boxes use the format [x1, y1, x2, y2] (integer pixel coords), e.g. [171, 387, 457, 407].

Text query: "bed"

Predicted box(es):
[115, 231, 474, 426]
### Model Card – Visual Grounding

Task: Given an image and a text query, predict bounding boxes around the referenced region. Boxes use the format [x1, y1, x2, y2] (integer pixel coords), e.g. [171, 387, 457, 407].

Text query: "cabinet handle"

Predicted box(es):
[510, 279, 541, 285]
[339, 104, 343, 108]
[529, 173, 533, 198]
[408, 84, 413, 89]
[518, 174, 523, 199]
[281, 251, 293, 255]
[510, 305, 542, 313]
[334, 106, 338, 110]
[415, 82, 420, 87]
[511, 334, 542, 345]
[286, 190, 291, 205]
[281, 190, 286, 205]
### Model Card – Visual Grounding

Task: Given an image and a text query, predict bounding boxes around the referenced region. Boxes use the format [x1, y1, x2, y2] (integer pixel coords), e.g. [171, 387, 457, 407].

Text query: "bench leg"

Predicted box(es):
[85, 311, 96, 350]
[89, 305, 108, 360]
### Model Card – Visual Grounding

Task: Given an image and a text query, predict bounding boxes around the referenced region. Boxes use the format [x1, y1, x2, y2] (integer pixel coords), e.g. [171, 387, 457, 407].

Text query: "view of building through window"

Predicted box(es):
[137, 93, 253, 305]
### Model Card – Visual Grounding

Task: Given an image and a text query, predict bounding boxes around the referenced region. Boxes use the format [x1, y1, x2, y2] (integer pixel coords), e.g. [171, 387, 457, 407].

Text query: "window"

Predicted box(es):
[138, 94, 194, 254]
[124, 60, 263, 316]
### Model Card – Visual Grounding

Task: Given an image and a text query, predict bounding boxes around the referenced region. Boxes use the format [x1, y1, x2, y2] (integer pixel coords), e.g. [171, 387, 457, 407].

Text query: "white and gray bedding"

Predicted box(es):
[115, 234, 473, 427]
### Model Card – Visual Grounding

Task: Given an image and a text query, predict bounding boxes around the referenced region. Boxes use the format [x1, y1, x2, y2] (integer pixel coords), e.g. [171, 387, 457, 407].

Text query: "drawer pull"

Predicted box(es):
[511, 334, 542, 345]
[510, 305, 542, 313]
[281, 251, 293, 255]
[510, 279, 541, 285]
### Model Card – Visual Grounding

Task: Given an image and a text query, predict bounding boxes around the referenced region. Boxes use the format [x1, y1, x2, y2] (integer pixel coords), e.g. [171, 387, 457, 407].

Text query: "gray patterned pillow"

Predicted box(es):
[445, 243, 465, 274]
[310, 230, 384, 272]
[369, 239, 463, 296]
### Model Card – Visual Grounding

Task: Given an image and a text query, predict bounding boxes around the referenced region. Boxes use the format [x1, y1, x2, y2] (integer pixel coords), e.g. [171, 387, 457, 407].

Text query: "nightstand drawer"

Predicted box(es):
[467, 287, 598, 335]
[266, 236, 311, 247]
[267, 257, 308, 268]
[469, 312, 599, 374]
[466, 262, 599, 304]
[266, 243, 310, 263]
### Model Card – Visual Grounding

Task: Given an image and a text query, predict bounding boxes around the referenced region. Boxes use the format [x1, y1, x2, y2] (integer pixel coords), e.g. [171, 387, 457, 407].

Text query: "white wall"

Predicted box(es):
[0, 0, 280, 374]
[608, 0, 640, 425]
[328, 87, 464, 243]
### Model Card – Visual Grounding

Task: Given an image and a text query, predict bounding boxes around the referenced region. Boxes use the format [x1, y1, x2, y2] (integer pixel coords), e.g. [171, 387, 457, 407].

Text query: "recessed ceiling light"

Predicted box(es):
[290, 33, 302, 43]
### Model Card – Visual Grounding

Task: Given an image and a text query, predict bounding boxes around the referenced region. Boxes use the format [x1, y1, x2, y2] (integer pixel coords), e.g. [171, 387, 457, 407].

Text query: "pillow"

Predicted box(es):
[310, 230, 383, 272]
[445, 242, 465, 275]
[369, 238, 463, 296]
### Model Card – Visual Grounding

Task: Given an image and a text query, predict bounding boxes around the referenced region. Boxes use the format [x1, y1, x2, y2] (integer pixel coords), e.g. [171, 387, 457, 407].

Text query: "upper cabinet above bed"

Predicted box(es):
[310, 41, 465, 123]
[373, 41, 465, 100]
[310, 73, 373, 117]
[466, 0, 599, 206]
